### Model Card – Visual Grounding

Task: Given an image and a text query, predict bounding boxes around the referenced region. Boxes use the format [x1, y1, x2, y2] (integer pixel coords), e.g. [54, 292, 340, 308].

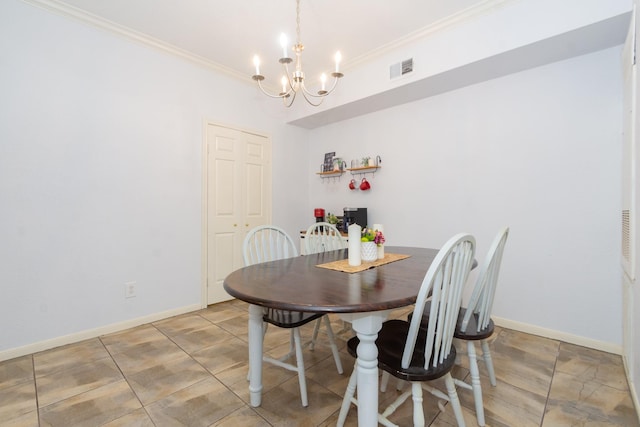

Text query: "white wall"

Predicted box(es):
[0, 0, 309, 355]
[307, 47, 623, 347]
[0, 0, 626, 360]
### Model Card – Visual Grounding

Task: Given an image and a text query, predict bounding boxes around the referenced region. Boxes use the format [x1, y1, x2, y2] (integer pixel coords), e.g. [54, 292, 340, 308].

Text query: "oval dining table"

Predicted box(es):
[224, 245, 440, 427]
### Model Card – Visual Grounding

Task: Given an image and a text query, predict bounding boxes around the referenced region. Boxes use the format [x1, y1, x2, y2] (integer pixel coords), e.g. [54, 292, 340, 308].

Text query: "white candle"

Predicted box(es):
[348, 224, 361, 266]
[281, 76, 287, 93]
[280, 33, 288, 58]
[253, 55, 260, 75]
[321, 73, 326, 91]
[335, 51, 341, 73]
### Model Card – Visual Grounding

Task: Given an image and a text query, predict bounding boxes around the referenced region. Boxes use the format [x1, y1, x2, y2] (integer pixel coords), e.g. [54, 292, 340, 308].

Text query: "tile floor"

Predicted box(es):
[1, 299, 638, 426]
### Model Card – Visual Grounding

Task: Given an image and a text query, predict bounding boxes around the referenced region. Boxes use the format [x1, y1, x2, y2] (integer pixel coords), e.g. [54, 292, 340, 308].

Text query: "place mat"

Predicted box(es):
[316, 253, 411, 273]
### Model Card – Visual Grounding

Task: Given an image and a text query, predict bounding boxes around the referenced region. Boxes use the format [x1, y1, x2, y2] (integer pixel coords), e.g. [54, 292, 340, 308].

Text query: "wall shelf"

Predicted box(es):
[316, 170, 345, 179]
[346, 166, 381, 175]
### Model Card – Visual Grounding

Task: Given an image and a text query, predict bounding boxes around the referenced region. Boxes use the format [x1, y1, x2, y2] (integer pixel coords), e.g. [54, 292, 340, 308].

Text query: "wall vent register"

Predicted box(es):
[390, 58, 414, 79]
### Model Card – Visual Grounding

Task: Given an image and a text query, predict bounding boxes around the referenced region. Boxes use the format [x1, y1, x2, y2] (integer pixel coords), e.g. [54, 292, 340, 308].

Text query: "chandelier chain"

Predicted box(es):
[296, 0, 301, 45]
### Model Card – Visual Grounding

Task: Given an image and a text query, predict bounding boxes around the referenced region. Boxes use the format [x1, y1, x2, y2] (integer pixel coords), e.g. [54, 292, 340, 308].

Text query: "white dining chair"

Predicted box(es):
[243, 225, 343, 407]
[304, 222, 347, 254]
[409, 226, 509, 426]
[337, 233, 476, 427]
[305, 222, 350, 337]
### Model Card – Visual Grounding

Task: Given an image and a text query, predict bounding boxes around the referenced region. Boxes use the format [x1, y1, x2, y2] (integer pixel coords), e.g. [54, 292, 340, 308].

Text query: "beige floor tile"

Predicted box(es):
[153, 313, 213, 337]
[0, 355, 34, 390]
[0, 409, 39, 427]
[5, 300, 639, 426]
[198, 305, 247, 324]
[459, 375, 546, 426]
[101, 407, 155, 427]
[125, 352, 211, 405]
[555, 342, 630, 391]
[305, 350, 354, 396]
[0, 380, 37, 422]
[34, 338, 110, 378]
[544, 370, 640, 427]
[109, 337, 187, 376]
[146, 377, 245, 426]
[210, 405, 271, 426]
[36, 357, 124, 407]
[38, 380, 141, 427]
[214, 314, 251, 340]
[487, 329, 559, 397]
[100, 324, 169, 355]
[167, 323, 237, 354]
[191, 335, 250, 375]
[215, 359, 296, 404]
[255, 376, 343, 426]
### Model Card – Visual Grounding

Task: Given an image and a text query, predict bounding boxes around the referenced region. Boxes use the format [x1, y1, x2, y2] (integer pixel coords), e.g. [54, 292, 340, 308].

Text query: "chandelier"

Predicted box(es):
[251, 0, 343, 107]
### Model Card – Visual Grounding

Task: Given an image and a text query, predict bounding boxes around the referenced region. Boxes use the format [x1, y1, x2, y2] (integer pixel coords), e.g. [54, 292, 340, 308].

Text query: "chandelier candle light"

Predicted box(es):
[251, 0, 344, 107]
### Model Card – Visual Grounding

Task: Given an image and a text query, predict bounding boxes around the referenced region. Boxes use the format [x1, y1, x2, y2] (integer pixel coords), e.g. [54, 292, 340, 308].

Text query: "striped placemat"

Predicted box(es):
[316, 253, 411, 273]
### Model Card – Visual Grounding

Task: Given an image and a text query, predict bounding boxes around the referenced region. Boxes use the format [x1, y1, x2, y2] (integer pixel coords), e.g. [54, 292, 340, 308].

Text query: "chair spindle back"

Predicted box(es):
[403, 233, 476, 369]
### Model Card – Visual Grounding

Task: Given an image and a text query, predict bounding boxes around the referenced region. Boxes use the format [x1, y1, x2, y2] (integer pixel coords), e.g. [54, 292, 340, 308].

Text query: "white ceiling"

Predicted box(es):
[45, 0, 490, 84]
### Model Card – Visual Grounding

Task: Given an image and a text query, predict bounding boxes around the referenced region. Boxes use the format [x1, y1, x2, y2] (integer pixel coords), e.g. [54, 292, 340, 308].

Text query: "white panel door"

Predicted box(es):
[206, 124, 271, 305]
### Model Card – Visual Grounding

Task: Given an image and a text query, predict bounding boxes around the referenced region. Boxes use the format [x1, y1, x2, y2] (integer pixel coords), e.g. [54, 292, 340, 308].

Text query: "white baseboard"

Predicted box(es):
[493, 315, 623, 355]
[0, 309, 625, 362]
[0, 304, 201, 362]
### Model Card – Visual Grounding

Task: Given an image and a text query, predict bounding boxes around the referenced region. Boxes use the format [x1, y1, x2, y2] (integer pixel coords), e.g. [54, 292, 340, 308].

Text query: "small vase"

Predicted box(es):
[377, 245, 385, 260]
[361, 242, 377, 262]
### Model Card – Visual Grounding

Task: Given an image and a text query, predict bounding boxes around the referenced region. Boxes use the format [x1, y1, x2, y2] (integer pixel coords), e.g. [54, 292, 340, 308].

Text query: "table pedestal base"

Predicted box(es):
[339, 310, 391, 427]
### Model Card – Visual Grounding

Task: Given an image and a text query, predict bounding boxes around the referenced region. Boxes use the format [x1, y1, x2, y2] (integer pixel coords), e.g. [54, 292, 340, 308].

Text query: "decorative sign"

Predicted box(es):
[323, 152, 336, 172]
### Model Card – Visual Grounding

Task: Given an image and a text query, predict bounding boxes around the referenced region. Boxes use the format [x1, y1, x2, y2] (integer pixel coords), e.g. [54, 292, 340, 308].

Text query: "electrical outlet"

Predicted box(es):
[125, 281, 136, 298]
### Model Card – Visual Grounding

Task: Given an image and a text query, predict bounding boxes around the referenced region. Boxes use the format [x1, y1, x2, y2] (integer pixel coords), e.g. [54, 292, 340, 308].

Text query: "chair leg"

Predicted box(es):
[481, 339, 496, 386]
[310, 318, 321, 350]
[337, 365, 358, 427]
[467, 341, 485, 426]
[292, 328, 308, 407]
[322, 316, 344, 374]
[411, 382, 426, 427]
[444, 373, 466, 427]
[380, 370, 390, 392]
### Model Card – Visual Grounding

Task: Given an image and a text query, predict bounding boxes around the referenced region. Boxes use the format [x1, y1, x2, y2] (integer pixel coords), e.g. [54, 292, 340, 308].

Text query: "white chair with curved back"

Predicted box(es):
[304, 221, 349, 350]
[337, 233, 476, 427]
[410, 226, 509, 426]
[243, 225, 343, 407]
[304, 222, 347, 255]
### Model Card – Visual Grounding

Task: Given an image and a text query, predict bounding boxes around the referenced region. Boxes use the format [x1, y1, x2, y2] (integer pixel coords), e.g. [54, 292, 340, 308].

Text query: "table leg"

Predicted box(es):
[248, 304, 264, 407]
[342, 311, 390, 427]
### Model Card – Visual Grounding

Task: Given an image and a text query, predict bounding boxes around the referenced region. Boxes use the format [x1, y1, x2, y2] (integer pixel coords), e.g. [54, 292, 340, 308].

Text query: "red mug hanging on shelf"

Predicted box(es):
[360, 178, 371, 191]
[348, 179, 357, 190]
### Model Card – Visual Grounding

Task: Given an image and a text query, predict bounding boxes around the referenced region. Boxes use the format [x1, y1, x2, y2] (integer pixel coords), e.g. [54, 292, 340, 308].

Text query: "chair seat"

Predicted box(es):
[454, 307, 494, 341]
[410, 302, 495, 341]
[263, 308, 324, 328]
[346, 319, 457, 382]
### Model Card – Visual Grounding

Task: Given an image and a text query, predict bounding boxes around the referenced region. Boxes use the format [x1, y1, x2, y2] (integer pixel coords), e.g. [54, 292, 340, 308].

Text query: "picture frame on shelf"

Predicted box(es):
[323, 151, 335, 172]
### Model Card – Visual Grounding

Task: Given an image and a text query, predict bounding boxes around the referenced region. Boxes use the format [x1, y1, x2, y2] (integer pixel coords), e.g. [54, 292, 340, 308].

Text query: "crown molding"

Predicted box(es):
[21, 0, 514, 88]
[20, 0, 250, 84]
[344, 0, 514, 71]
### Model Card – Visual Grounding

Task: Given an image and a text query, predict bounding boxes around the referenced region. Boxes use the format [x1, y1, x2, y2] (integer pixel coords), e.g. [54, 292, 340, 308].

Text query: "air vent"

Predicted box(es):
[390, 58, 414, 79]
[622, 209, 631, 261]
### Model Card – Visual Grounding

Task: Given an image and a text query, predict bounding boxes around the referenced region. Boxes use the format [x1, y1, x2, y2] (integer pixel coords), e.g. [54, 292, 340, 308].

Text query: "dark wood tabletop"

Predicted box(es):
[223, 246, 440, 314]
